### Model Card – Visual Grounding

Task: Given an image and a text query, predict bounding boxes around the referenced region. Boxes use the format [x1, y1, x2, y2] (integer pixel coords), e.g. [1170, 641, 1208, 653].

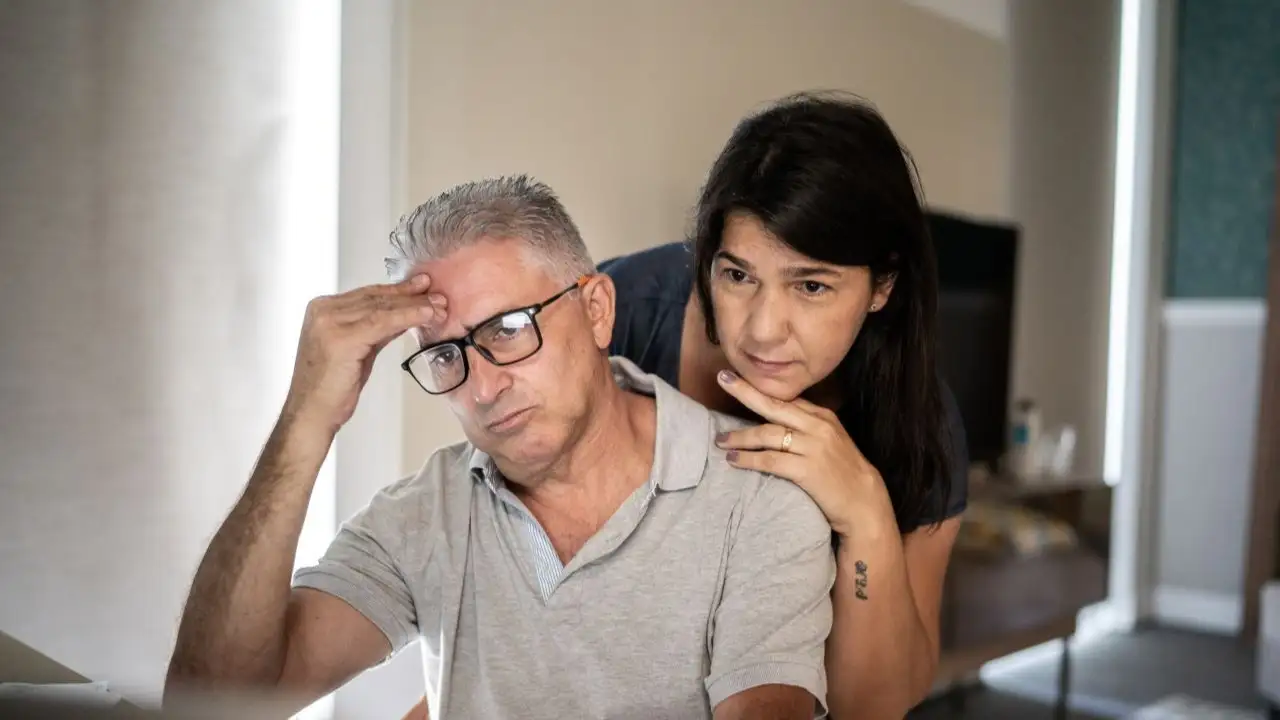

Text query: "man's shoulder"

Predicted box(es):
[382, 440, 474, 493]
[354, 440, 477, 532]
[700, 412, 829, 536]
[416, 439, 479, 482]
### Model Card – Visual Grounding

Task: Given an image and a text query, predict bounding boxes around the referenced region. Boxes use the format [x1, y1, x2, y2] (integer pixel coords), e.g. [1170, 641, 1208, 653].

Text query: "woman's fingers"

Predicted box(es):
[715, 370, 820, 431]
[724, 448, 807, 483]
[716, 424, 807, 455]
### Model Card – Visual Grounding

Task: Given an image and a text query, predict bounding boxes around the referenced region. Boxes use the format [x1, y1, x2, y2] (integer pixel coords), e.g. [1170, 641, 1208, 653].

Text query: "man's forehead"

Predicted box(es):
[413, 240, 559, 337]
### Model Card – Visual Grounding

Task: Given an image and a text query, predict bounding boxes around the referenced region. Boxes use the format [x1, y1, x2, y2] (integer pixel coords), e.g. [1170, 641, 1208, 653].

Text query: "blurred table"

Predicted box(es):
[933, 474, 1113, 720]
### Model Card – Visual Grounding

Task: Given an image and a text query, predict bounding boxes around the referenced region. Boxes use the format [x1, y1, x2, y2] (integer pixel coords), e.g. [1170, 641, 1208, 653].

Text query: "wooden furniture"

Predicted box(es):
[1244, 119, 1280, 640]
[934, 476, 1112, 720]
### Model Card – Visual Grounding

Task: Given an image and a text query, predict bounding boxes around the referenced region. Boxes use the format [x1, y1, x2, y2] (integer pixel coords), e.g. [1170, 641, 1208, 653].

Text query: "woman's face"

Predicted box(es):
[709, 212, 893, 402]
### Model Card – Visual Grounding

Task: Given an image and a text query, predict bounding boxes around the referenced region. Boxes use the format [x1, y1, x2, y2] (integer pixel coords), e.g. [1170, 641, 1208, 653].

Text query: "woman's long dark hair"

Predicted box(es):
[692, 91, 951, 532]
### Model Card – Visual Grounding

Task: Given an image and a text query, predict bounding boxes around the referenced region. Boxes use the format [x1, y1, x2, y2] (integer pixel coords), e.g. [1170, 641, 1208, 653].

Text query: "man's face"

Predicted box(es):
[411, 238, 614, 477]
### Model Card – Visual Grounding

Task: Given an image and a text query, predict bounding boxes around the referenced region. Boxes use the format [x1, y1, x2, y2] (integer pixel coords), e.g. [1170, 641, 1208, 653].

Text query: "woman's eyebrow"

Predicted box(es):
[716, 249, 840, 280]
[782, 264, 841, 280]
[714, 249, 753, 271]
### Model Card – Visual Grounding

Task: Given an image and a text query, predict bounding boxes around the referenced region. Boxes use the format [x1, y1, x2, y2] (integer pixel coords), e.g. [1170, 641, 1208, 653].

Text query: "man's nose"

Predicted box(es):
[467, 346, 511, 406]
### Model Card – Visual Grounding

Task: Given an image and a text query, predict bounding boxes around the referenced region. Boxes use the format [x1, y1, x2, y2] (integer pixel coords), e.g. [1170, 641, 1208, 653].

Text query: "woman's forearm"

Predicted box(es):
[825, 522, 937, 720]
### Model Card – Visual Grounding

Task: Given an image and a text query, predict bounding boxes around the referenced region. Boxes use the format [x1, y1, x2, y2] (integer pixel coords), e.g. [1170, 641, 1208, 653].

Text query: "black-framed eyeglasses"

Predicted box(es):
[401, 276, 589, 395]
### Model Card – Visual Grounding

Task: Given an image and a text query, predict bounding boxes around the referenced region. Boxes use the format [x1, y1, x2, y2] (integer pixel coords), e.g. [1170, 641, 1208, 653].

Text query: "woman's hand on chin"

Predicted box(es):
[712, 369, 895, 539]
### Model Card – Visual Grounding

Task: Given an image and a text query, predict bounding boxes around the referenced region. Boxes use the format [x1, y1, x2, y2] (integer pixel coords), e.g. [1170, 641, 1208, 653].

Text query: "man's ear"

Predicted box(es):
[581, 273, 616, 351]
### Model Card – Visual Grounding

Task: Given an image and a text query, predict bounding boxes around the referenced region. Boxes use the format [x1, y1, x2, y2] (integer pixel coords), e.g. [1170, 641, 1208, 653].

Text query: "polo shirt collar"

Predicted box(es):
[467, 356, 711, 494]
[610, 356, 709, 492]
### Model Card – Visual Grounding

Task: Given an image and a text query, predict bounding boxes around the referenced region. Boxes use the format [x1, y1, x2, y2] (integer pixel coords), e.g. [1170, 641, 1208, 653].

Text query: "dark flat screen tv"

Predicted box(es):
[929, 211, 1019, 470]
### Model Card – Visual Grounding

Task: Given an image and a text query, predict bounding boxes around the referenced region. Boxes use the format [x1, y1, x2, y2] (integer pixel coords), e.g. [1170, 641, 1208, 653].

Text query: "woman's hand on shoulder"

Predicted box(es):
[713, 369, 894, 539]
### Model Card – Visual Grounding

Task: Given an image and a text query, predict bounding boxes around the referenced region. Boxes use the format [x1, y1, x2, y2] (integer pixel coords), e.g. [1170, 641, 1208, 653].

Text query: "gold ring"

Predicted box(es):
[781, 429, 793, 453]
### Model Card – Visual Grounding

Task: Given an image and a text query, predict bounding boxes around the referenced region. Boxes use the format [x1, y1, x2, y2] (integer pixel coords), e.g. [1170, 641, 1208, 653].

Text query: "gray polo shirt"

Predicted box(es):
[294, 357, 835, 719]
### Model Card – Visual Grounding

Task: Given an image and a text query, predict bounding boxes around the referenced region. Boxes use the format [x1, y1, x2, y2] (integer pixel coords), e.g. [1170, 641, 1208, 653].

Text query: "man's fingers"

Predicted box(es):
[393, 273, 431, 293]
[370, 272, 429, 295]
[368, 288, 447, 353]
[304, 275, 447, 356]
[351, 301, 441, 346]
[330, 273, 432, 309]
[331, 289, 445, 325]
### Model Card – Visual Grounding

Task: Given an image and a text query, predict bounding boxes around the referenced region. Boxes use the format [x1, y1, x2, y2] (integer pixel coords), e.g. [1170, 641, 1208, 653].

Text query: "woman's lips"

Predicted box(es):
[742, 352, 797, 376]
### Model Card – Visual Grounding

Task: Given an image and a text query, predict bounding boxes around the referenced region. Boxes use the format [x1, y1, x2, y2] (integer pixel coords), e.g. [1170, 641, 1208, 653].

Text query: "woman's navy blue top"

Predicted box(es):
[598, 241, 968, 532]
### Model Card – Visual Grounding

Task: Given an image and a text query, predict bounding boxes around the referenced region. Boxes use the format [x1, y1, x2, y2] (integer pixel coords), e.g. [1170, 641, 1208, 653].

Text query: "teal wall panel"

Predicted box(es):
[1168, 0, 1279, 298]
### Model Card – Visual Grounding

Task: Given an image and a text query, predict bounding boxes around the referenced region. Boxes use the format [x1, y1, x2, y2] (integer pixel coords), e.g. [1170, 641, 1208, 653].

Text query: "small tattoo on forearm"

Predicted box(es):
[854, 560, 869, 600]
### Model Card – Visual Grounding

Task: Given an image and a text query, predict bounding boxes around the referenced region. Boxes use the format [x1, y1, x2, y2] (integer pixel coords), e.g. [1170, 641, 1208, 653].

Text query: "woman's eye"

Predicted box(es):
[799, 280, 831, 295]
[720, 267, 749, 283]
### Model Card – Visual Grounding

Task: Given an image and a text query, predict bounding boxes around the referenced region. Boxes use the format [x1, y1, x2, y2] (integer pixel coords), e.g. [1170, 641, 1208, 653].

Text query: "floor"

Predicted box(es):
[910, 685, 1106, 720]
[908, 625, 1268, 720]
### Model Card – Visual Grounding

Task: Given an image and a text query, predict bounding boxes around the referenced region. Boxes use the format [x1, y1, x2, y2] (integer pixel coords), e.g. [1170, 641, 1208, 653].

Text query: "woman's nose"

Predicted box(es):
[744, 292, 790, 344]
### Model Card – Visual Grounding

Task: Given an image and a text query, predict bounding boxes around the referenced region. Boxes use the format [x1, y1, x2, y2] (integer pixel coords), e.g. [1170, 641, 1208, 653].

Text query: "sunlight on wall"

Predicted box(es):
[280, 1, 342, 718]
[1104, 0, 1143, 486]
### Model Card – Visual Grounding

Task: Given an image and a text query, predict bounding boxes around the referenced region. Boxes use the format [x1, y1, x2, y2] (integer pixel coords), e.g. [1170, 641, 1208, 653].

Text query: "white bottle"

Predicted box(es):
[1007, 398, 1042, 479]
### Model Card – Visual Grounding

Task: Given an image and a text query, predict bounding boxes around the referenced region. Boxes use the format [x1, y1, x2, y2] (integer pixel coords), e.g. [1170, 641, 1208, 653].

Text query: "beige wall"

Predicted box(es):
[1008, 0, 1119, 481]
[400, 0, 1010, 468]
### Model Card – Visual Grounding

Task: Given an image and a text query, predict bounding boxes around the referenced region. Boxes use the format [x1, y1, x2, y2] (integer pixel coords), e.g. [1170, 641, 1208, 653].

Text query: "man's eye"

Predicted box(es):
[486, 314, 532, 343]
[721, 267, 749, 283]
[430, 348, 459, 366]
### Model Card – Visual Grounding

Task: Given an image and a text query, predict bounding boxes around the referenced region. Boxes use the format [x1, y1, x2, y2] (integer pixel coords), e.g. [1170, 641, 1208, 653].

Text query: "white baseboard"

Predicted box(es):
[1151, 585, 1243, 635]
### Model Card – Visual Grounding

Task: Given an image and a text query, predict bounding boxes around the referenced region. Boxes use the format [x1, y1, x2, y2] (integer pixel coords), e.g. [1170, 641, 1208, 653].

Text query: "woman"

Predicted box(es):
[405, 91, 967, 719]
[604, 91, 968, 719]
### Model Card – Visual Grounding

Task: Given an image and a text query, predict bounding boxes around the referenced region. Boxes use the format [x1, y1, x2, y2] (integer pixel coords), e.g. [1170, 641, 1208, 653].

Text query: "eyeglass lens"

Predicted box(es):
[406, 309, 540, 393]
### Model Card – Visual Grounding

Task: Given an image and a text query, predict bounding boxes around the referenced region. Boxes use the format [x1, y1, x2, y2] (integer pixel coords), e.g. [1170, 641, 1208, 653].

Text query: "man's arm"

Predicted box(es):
[708, 474, 837, 719]
[165, 274, 443, 711]
[164, 414, 391, 709]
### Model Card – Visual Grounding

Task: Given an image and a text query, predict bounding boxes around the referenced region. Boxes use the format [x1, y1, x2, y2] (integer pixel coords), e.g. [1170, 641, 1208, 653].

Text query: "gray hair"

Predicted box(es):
[386, 174, 594, 284]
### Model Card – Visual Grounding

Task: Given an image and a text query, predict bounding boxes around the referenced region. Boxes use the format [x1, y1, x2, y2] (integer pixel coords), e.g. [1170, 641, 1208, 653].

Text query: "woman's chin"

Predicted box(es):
[737, 369, 807, 402]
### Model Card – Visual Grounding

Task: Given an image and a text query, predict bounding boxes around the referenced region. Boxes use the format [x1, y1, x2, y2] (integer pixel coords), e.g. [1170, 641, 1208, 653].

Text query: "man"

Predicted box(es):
[165, 175, 835, 719]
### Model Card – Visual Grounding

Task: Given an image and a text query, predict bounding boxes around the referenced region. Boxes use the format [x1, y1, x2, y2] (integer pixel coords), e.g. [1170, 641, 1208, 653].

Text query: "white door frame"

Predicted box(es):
[1097, 0, 1177, 634]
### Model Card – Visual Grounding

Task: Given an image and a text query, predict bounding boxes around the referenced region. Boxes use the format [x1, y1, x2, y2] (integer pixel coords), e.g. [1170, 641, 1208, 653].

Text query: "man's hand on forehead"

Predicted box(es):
[283, 272, 447, 430]
[413, 290, 452, 346]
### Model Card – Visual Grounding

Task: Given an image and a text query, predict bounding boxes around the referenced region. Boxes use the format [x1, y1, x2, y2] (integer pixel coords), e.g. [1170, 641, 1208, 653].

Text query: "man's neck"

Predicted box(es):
[510, 366, 657, 543]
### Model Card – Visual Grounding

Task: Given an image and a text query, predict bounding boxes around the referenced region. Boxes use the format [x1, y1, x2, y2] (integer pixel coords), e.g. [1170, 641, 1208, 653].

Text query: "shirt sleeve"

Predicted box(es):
[706, 475, 836, 715]
[292, 476, 422, 656]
